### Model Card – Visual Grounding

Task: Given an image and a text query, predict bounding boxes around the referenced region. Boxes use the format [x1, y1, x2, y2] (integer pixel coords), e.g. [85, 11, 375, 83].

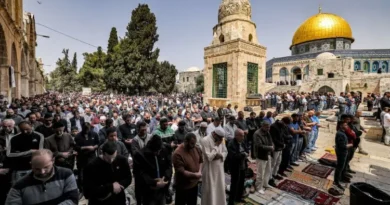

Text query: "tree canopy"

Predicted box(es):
[47, 4, 178, 94]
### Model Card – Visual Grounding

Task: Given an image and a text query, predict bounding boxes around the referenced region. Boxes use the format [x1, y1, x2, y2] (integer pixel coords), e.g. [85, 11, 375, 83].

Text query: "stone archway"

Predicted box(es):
[0, 23, 8, 96]
[279, 67, 289, 82]
[291, 67, 302, 81]
[318, 86, 335, 94]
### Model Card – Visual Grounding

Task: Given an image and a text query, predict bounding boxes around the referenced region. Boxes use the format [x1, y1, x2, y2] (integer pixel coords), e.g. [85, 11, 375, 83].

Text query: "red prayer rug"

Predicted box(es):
[277, 179, 340, 205]
[318, 153, 337, 167]
[302, 163, 334, 179]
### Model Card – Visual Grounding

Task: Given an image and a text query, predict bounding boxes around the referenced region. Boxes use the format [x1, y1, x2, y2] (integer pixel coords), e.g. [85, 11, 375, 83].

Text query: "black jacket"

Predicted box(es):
[70, 117, 85, 129]
[83, 156, 132, 205]
[253, 129, 274, 160]
[227, 139, 249, 172]
[133, 146, 172, 192]
[270, 120, 292, 151]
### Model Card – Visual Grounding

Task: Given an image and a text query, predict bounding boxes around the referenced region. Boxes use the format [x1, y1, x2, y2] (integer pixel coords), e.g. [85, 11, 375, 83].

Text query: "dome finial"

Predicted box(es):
[319, 4, 322, 13]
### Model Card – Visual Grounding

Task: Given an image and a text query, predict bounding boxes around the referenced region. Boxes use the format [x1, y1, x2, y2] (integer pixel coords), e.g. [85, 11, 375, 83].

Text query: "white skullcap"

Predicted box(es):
[200, 122, 208, 128]
[214, 127, 225, 137]
[100, 116, 107, 120]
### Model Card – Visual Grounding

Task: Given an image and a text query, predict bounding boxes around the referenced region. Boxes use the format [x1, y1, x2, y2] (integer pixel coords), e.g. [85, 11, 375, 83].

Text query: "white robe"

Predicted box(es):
[200, 135, 228, 205]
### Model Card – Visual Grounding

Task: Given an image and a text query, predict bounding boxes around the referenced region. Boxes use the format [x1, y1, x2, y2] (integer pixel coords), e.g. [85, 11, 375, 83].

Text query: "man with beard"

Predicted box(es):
[53, 113, 70, 133]
[83, 141, 132, 205]
[4, 109, 23, 126]
[0, 119, 17, 147]
[194, 122, 207, 147]
[119, 114, 137, 154]
[0, 119, 15, 204]
[74, 122, 100, 196]
[200, 127, 227, 205]
[99, 127, 128, 158]
[70, 111, 85, 132]
[246, 112, 257, 159]
[5, 149, 79, 204]
[227, 129, 248, 205]
[44, 122, 75, 170]
[133, 135, 172, 205]
[7, 121, 44, 184]
[132, 122, 152, 154]
[154, 118, 175, 150]
[269, 117, 292, 187]
[28, 113, 42, 130]
[173, 133, 203, 205]
[173, 121, 188, 146]
[35, 113, 55, 138]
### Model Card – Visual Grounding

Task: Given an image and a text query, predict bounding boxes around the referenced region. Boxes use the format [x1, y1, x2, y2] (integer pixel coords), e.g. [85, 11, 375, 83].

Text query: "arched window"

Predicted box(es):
[363, 61, 370, 73]
[382, 61, 389, 73]
[249, 34, 253, 42]
[354, 61, 361, 71]
[279, 67, 288, 81]
[373, 61, 379, 72]
[219, 34, 225, 43]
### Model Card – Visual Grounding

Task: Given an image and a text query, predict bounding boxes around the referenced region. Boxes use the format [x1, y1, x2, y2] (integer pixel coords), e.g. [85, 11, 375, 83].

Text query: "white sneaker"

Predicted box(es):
[257, 189, 265, 195]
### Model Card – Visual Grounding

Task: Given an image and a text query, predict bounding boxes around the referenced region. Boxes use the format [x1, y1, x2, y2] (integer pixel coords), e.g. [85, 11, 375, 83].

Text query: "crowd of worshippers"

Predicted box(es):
[262, 91, 383, 117]
[0, 91, 379, 205]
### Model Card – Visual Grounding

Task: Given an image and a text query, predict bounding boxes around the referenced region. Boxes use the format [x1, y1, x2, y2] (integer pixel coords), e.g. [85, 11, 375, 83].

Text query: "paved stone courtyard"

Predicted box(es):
[80, 111, 390, 205]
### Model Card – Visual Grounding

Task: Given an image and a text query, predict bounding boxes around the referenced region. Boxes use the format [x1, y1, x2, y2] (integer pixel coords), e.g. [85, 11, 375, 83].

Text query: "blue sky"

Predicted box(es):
[25, 0, 390, 74]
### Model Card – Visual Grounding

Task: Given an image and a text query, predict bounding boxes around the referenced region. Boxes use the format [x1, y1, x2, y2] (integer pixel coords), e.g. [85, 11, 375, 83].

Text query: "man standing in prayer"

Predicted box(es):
[200, 127, 228, 205]
[194, 122, 207, 147]
[83, 141, 132, 205]
[227, 129, 248, 205]
[253, 121, 274, 194]
[172, 133, 203, 205]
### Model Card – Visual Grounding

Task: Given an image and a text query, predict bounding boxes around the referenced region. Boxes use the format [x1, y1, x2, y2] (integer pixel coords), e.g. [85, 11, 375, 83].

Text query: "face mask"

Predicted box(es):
[145, 119, 151, 124]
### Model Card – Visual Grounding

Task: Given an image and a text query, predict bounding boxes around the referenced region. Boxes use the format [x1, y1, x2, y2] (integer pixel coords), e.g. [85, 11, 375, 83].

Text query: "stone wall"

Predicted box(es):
[178, 70, 201, 93]
[0, 2, 44, 100]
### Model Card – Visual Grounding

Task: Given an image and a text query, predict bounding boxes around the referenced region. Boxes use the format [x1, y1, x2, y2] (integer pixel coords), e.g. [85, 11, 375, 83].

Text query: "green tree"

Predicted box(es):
[71, 52, 77, 73]
[155, 61, 178, 94]
[107, 27, 118, 54]
[48, 49, 77, 92]
[104, 27, 119, 91]
[114, 4, 160, 94]
[195, 74, 204, 93]
[77, 47, 107, 92]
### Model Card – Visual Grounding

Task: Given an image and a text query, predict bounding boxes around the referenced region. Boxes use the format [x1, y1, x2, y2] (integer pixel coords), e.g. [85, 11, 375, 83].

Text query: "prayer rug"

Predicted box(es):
[248, 162, 257, 180]
[267, 193, 311, 205]
[277, 179, 340, 205]
[288, 171, 333, 191]
[302, 163, 334, 179]
[318, 153, 337, 167]
[240, 197, 263, 205]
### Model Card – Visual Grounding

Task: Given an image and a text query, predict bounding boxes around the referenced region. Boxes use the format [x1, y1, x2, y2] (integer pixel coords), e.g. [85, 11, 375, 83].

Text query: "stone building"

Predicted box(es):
[0, 0, 45, 100]
[177, 67, 202, 93]
[266, 7, 390, 96]
[203, 0, 267, 109]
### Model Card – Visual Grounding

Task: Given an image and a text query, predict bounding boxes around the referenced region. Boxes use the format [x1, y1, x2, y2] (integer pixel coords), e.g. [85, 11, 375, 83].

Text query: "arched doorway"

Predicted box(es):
[318, 86, 335, 94]
[279, 67, 288, 82]
[11, 43, 18, 98]
[291, 67, 302, 81]
[363, 61, 370, 73]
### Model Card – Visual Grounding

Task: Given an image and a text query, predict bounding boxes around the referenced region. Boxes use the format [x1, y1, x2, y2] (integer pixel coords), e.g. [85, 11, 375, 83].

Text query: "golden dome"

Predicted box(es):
[291, 12, 354, 48]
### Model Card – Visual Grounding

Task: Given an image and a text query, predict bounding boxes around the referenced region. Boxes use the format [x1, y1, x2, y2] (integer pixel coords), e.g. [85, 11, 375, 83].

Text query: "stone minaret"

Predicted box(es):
[203, 0, 267, 109]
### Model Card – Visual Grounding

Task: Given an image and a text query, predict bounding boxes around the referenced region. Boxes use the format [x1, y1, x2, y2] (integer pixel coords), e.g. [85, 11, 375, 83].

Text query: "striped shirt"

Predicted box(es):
[6, 166, 79, 205]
